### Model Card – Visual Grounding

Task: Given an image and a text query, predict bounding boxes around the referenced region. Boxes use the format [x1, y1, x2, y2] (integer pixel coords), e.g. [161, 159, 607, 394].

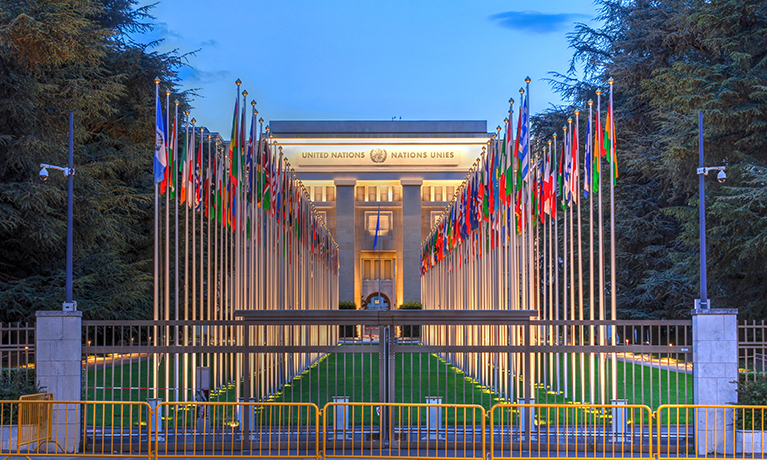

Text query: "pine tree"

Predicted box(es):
[548, 0, 767, 318]
[0, 0, 188, 321]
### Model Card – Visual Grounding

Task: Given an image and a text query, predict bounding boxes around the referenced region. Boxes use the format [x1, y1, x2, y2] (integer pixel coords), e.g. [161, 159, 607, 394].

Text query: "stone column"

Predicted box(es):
[692, 307, 738, 455]
[401, 179, 422, 304]
[36, 310, 82, 453]
[334, 179, 356, 303]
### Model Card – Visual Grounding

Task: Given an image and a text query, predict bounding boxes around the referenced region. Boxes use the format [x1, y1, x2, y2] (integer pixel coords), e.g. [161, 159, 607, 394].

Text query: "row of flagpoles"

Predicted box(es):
[151, 79, 340, 402]
[420, 79, 619, 405]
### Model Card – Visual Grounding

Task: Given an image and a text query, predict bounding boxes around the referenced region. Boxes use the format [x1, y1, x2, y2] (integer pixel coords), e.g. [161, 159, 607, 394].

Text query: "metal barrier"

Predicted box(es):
[322, 402, 486, 460]
[488, 403, 654, 460]
[2, 399, 766, 459]
[154, 401, 319, 459]
[657, 404, 767, 458]
[0, 399, 152, 459]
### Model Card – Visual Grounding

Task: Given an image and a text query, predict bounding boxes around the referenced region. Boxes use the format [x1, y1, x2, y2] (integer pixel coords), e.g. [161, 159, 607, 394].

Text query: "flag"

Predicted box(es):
[570, 122, 579, 205]
[229, 89, 240, 186]
[154, 97, 167, 186]
[179, 123, 188, 205]
[373, 205, 381, 249]
[168, 118, 177, 199]
[542, 147, 553, 216]
[584, 112, 592, 198]
[194, 129, 202, 210]
[604, 99, 618, 184]
[518, 91, 530, 184]
[594, 101, 602, 194]
[262, 141, 271, 211]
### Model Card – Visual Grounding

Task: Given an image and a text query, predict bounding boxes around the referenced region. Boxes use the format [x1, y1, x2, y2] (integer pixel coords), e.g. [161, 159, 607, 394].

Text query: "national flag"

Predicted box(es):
[504, 116, 514, 202]
[205, 139, 212, 219]
[518, 91, 530, 184]
[570, 122, 579, 205]
[184, 125, 195, 209]
[168, 118, 177, 199]
[179, 123, 189, 205]
[154, 97, 167, 186]
[604, 99, 618, 184]
[373, 205, 381, 249]
[499, 133, 508, 205]
[228, 88, 240, 186]
[262, 141, 271, 211]
[594, 101, 602, 194]
[194, 129, 202, 211]
[542, 147, 553, 217]
[584, 112, 592, 198]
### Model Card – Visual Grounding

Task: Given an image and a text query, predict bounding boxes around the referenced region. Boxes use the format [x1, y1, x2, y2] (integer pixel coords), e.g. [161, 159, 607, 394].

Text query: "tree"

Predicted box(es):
[546, 0, 767, 318]
[0, 0, 189, 321]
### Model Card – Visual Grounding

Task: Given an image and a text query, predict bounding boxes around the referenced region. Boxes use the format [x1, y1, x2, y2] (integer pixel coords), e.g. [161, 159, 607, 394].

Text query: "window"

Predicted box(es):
[365, 210, 392, 237]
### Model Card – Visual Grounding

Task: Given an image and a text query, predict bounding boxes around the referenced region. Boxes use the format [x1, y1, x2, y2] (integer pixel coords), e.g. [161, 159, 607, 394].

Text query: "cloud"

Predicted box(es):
[200, 39, 218, 48]
[489, 11, 589, 34]
[181, 68, 231, 85]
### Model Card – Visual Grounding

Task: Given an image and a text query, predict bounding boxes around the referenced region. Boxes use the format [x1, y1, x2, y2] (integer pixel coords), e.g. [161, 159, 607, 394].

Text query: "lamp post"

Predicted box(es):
[696, 112, 726, 310]
[39, 112, 76, 311]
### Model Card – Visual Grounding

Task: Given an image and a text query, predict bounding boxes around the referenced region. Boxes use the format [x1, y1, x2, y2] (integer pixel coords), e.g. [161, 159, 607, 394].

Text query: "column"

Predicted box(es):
[692, 307, 738, 455]
[334, 179, 356, 303]
[401, 179, 422, 304]
[35, 310, 82, 453]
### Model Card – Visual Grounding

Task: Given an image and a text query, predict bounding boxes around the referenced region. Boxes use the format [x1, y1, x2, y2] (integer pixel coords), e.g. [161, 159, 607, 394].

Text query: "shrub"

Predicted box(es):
[736, 373, 767, 430]
[338, 302, 358, 338]
[398, 302, 422, 338]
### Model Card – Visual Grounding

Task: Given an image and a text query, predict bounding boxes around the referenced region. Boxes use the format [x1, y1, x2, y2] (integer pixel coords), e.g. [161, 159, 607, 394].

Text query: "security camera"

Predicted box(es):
[717, 169, 726, 183]
[39, 167, 48, 181]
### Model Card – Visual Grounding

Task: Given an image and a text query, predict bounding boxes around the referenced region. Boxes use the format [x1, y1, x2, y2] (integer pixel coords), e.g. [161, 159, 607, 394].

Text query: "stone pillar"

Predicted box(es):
[334, 179, 356, 303]
[35, 310, 82, 453]
[401, 179, 422, 304]
[692, 308, 738, 455]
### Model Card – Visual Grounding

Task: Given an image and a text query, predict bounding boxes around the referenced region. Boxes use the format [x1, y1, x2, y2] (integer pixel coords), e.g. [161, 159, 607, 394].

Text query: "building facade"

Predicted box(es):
[271, 121, 491, 309]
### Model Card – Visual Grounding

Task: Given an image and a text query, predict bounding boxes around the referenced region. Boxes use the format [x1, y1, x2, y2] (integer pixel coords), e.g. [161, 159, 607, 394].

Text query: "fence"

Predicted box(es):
[740, 320, 767, 379]
[0, 400, 764, 459]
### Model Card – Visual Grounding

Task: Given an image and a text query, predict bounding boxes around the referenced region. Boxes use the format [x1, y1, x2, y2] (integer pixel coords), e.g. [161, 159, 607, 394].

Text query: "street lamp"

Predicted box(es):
[696, 112, 726, 310]
[39, 112, 77, 311]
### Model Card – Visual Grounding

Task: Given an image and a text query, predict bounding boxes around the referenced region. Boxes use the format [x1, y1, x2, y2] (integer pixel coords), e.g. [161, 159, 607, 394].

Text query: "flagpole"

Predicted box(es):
[551, 133, 560, 395]
[596, 89, 606, 405]
[587, 100, 596, 404]
[608, 78, 618, 403]
[153, 79, 161, 400]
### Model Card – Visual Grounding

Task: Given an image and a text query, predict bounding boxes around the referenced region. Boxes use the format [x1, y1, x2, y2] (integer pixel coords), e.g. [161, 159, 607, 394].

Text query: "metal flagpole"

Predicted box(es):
[575, 112, 585, 403]
[153, 79, 160, 400]
[191, 121, 197, 399]
[169, 100, 178, 404]
[596, 89, 606, 405]
[553, 133, 560, 396]
[587, 100, 596, 405]
[608, 78, 618, 403]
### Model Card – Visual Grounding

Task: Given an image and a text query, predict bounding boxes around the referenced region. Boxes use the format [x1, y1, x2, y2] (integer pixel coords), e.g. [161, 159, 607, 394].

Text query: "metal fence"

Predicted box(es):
[740, 320, 767, 379]
[0, 400, 765, 459]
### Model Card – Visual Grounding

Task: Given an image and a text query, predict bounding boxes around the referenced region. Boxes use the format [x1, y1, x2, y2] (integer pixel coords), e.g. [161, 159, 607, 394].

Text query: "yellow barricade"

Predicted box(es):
[0, 399, 152, 459]
[488, 403, 653, 460]
[322, 401, 486, 460]
[657, 404, 767, 458]
[154, 401, 319, 460]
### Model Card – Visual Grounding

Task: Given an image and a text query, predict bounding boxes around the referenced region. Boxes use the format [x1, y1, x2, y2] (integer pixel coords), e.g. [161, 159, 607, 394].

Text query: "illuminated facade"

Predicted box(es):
[271, 121, 491, 308]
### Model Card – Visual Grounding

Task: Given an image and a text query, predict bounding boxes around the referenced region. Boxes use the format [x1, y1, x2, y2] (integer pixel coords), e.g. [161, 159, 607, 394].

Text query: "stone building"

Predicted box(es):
[271, 120, 491, 309]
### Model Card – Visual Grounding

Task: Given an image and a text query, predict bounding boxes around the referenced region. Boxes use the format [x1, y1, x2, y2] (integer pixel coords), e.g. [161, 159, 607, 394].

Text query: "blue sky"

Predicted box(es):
[137, 0, 598, 136]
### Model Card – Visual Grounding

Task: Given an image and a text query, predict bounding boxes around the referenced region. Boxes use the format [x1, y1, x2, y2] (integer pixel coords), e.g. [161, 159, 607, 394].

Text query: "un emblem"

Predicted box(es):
[370, 148, 387, 163]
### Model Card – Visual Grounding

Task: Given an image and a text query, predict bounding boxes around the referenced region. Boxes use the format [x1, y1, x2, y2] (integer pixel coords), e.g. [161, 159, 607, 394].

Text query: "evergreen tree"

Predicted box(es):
[0, 0, 189, 321]
[546, 0, 767, 318]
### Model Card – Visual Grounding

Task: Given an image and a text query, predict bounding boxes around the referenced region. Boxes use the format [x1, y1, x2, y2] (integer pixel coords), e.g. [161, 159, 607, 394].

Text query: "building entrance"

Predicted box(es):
[361, 250, 395, 309]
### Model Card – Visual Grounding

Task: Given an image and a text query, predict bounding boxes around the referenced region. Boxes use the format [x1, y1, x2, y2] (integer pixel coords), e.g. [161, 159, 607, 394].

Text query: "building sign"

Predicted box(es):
[277, 141, 484, 171]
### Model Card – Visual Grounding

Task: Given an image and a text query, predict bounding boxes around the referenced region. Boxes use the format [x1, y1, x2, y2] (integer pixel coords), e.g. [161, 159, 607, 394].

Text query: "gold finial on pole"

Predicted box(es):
[154, 77, 160, 85]
[242, 90, 248, 97]
[608, 78, 614, 86]
[588, 99, 593, 107]
[525, 76, 531, 84]
[235, 79, 242, 86]
[175, 100, 179, 107]
[596, 90, 602, 97]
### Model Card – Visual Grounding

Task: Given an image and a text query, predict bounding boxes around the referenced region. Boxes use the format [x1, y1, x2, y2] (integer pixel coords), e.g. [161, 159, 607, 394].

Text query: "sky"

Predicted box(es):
[136, 0, 599, 136]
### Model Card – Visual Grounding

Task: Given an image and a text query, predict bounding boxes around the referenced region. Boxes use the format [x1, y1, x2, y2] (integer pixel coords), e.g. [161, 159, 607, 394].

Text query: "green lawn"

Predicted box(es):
[82, 350, 693, 427]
